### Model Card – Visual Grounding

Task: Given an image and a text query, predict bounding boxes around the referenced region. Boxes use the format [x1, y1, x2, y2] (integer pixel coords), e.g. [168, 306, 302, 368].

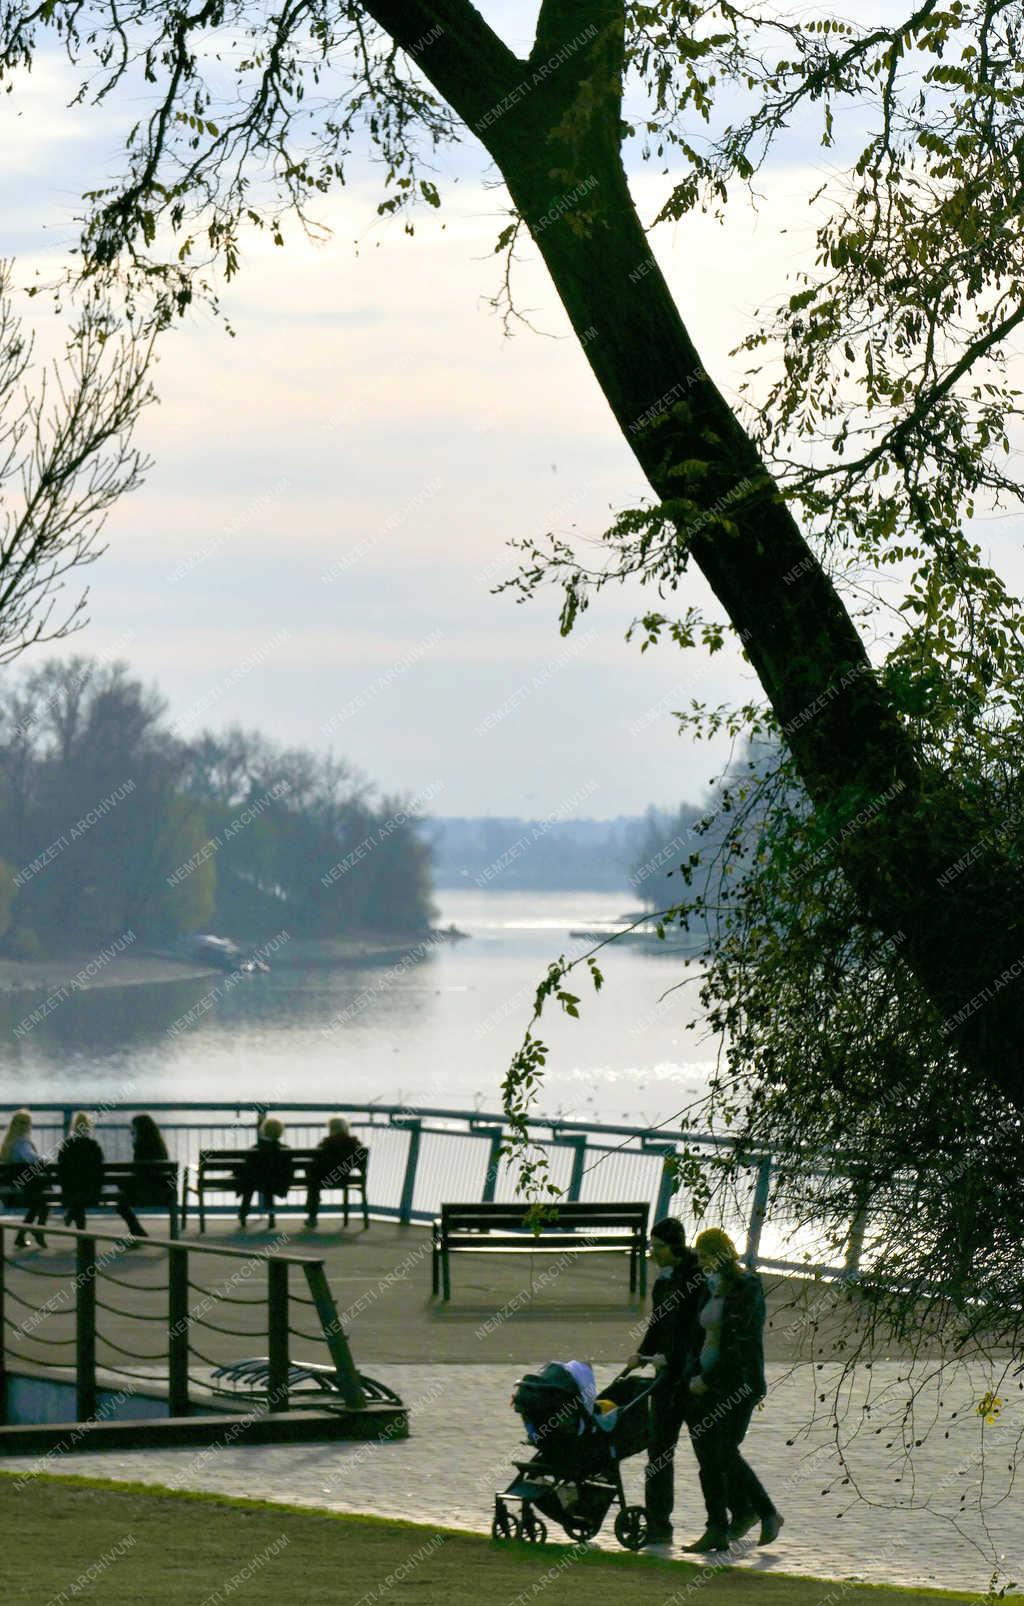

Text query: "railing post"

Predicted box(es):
[744, 1156, 772, 1270]
[267, 1259, 289, 1412]
[566, 1136, 587, 1202]
[481, 1128, 504, 1203]
[302, 1261, 366, 1409]
[652, 1145, 678, 1223]
[843, 1191, 870, 1280]
[168, 1245, 190, 1417]
[398, 1121, 422, 1225]
[76, 1234, 97, 1421]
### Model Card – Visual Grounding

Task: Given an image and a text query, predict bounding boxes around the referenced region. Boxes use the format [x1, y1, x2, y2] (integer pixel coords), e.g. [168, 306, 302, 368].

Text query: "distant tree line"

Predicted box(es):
[627, 744, 784, 941]
[0, 657, 435, 956]
[427, 802, 732, 913]
[427, 815, 647, 893]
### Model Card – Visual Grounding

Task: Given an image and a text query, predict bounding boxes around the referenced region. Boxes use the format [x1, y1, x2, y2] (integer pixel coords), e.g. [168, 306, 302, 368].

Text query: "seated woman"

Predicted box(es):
[237, 1116, 294, 1227]
[116, 1114, 175, 1238]
[304, 1117, 367, 1228]
[1, 1108, 48, 1248]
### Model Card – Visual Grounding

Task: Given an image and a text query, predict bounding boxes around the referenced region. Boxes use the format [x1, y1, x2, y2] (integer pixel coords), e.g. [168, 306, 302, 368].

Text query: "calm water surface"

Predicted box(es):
[0, 891, 715, 1126]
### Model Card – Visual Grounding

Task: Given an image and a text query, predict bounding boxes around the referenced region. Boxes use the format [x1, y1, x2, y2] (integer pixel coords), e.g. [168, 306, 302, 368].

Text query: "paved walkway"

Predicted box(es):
[3, 1361, 1021, 1594]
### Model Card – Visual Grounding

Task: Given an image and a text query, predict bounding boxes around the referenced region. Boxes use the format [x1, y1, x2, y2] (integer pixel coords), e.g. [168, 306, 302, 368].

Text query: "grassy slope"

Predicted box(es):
[0, 1472, 1007, 1606]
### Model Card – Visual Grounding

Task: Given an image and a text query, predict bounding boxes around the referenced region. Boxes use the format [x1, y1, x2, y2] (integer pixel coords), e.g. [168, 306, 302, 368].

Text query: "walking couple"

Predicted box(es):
[625, 1218, 783, 1553]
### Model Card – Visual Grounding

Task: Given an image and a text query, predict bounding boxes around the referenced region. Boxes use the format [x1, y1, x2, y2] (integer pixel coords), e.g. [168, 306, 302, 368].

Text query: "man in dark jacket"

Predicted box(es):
[57, 1112, 105, 1229]
[624, 1215, 706, 1545]
[304, 1118, 367, 1228]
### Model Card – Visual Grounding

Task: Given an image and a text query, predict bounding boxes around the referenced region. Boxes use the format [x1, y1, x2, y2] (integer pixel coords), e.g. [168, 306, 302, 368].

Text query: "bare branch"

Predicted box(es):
[0, 263, 155, 664]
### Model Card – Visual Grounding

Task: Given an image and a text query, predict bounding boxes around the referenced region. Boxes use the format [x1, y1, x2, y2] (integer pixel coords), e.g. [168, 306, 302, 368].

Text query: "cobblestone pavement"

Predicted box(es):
[3, 1362, 1021, 1594]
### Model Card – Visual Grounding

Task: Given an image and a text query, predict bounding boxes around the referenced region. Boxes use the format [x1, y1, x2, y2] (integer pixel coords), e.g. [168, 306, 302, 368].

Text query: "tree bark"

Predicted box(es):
[363, 0, 1024, 1105]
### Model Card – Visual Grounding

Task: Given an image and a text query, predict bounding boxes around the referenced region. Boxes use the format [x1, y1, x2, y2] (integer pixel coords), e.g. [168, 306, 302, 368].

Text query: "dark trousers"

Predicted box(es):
[305, 1182, 322, 1220]
[644, 1378, 688, 1529]
[687, 1392, 773, 1532]
[116, 1192, 145, 1235]
[13, 1181, 49, 1241]
[63, 1198, 144, 1234]
[238, 1189, 272, 1218]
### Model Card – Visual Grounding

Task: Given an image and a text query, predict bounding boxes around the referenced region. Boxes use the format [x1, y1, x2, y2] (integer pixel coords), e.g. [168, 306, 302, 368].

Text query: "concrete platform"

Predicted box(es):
[0, 1217, 960, 1373]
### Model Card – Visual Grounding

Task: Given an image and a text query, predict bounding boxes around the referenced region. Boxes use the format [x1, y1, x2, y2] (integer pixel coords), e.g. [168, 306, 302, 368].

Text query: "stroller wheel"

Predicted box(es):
[491, 1500, 521, 1543]
[614, 1505, 648, 1551]
[520, 1509, 547, 1545]
[564, 1514, 601, 1542]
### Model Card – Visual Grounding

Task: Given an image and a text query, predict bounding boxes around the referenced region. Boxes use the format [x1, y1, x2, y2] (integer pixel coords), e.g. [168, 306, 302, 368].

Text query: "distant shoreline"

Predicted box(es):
[0, 954, 220, 997]
[0, 927, 469, 996]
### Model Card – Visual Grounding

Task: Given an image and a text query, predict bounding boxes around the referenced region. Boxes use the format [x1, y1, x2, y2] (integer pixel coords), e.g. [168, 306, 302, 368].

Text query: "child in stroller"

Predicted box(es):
[493, 1359, 658, 1550]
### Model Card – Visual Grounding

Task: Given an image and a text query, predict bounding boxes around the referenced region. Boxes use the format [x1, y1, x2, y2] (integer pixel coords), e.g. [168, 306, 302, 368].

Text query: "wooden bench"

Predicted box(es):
[431, 1201, 650, 1301]
[187, 1147, 369, 1233]
[0, 1160, 181, 1237]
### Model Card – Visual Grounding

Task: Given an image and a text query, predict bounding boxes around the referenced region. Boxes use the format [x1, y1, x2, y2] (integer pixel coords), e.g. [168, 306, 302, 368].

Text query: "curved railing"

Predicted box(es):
[0, 1100, 863, 1279]
[0, 1217, 367, 1428]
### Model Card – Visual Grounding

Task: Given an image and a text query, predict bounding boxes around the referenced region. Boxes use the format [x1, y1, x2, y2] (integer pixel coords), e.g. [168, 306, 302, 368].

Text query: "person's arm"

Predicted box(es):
[700, 1275, 762, 1395]
[632, 1305, 662, 1365]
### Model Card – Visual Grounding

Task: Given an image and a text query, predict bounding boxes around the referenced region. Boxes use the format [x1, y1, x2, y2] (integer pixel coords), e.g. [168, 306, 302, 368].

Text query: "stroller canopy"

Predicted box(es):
[512, 1361, 595, 1449]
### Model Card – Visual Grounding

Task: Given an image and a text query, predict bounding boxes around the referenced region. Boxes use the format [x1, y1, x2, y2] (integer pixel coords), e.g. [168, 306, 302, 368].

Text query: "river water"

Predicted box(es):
[0, 891, 715, 1128]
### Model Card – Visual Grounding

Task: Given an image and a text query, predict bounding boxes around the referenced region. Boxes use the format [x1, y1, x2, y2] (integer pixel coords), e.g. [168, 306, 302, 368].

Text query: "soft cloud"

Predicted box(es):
[3, 16, 1021, 814]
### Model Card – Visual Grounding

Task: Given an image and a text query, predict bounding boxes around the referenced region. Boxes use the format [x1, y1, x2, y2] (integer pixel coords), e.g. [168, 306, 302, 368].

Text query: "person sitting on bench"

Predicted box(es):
[237, 1116, 294, 1227]
[116, 1113, 174, 1239]
[1, 1107, 48, 1248]
[304, 1116, 366, 1228]
[57, 1112, 106, 1231]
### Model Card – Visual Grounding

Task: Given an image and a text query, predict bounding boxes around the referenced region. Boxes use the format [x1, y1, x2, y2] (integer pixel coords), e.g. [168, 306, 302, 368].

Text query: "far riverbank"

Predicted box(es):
[0, 927, 468, 996]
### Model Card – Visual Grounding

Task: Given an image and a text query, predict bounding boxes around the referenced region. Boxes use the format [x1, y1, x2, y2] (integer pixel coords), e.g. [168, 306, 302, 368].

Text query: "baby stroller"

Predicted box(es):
[493, 1361, 658, 1550]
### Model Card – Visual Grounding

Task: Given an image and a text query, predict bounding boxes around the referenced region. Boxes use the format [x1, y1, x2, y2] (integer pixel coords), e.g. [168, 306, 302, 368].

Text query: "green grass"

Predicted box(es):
[0, 1471, 1008, 1606]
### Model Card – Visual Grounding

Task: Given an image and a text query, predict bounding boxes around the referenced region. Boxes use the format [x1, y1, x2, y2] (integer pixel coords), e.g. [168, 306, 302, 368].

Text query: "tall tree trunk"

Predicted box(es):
[363, 0, 1024, 1105]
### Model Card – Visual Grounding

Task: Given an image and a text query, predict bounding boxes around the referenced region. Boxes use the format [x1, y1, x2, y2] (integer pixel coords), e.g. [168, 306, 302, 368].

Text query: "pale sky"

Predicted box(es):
[4, 2, 1023, 817]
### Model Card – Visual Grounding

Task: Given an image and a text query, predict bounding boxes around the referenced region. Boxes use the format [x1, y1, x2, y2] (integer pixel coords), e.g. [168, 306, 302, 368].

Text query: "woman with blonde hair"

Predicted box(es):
[1, 1108, 48, 1248]
[236, 1116, 294, 1227]
[681, 1227, 782, 1554]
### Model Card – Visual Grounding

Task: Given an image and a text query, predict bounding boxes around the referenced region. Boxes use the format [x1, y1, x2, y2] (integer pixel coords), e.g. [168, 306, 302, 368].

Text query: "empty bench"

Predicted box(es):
[187, 1147, 369, 1232]
[0, 1160, 181, 1237]
[431, 1201, 650, 1301]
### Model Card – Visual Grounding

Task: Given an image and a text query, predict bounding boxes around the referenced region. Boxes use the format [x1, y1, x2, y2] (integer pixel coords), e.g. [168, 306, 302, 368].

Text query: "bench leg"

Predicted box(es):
[362, 1183, 368, 1229]
[442, 1248, 451, 1302]
[431, 1242, 439, 1296]
[268, 1205, 276, 1230]
[169, 1203, 178, 1240]
[343, 1187, 349, 1229]
[199, 1199, 206, 1235]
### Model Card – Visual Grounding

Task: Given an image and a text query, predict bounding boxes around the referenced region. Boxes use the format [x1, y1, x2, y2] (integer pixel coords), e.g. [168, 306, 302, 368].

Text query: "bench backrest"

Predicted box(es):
[439, 1201, 648, 1232]
[197, 1147, 368, 1184]
[0, 1159, 178, 1193]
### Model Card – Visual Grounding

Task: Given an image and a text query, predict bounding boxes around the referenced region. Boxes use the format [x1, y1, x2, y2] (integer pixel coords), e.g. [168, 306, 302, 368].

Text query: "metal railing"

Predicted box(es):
[0, 1101, 865, 1279]
[0, 1218, 365, 1424]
